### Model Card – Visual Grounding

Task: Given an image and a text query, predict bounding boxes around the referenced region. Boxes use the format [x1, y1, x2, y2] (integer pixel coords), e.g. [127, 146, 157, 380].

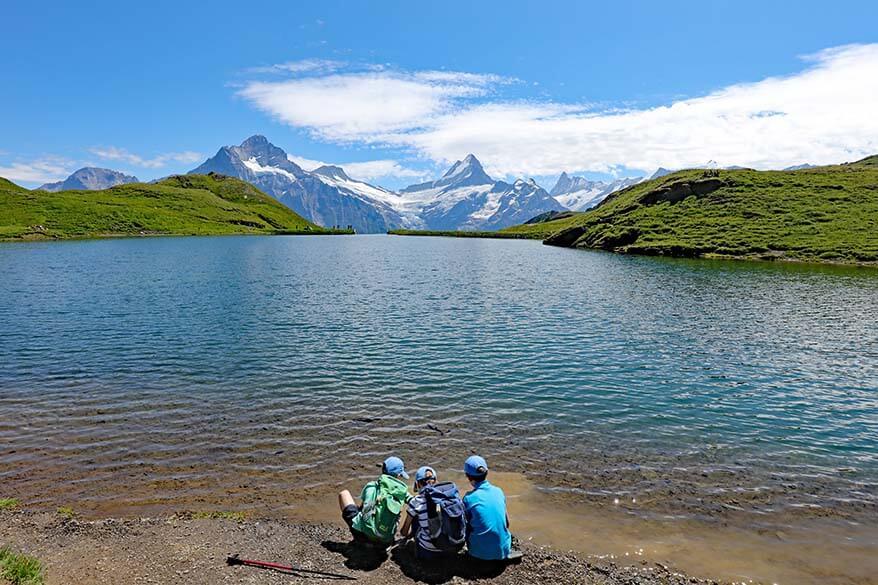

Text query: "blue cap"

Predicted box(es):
[383, 456, 409, 479]
[464, 455, 489, 477]
[415, 466, 437, 483]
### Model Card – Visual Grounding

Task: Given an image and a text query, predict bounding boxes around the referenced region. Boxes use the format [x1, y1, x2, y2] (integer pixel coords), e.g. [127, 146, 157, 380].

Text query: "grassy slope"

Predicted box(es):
[0, 173, 348, 241]
[498, 213, 586, 239]
[393, 156, 878, 265]
[526, 157, 878, 263]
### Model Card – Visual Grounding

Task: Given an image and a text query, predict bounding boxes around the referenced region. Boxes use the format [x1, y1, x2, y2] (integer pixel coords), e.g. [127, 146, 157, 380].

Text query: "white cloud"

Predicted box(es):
[90, 147, 202, 169]
[287, 154, 424, 182]
[240, 43, 878, 175]
[0, 157, 73, 183]
[248, 58, 345, 75]
[239, 70, 503, 141]
[343, 160, 425, 181]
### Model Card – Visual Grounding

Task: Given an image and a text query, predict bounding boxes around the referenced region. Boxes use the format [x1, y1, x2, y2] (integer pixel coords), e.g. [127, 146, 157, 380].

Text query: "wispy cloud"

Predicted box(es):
[287, 154, 424, 181]
[248, 58, 345, 75]
[240, 44, 878, 175]
[340, 160, 425, 181]
[0, 157, 74, 183]
[239, 66, 510, 142]
[90, 147, 202, 169]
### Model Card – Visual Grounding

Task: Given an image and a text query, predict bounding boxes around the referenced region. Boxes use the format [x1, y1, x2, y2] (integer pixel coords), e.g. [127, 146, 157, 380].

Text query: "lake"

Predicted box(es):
[1, 234, 877, 583]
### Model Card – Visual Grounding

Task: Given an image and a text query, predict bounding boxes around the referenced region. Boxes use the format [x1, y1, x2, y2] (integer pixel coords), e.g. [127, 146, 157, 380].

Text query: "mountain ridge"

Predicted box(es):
[188, 137, 566, 232]
[549, 172, 643, 211]
[190, 136, 404, 233]
[38, 167, 139, 192]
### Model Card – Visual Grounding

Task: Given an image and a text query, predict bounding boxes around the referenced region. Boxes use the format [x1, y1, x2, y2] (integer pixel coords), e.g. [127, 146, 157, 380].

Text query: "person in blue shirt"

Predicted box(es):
[462, 455, 514, 561]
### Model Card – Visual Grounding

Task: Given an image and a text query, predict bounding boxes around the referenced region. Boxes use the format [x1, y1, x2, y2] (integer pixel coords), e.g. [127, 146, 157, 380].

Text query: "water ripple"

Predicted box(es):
[0, 235, 876, 521]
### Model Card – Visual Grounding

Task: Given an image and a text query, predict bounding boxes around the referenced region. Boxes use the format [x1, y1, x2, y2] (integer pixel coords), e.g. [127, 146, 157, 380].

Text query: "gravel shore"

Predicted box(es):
[0, 510, 722, 585]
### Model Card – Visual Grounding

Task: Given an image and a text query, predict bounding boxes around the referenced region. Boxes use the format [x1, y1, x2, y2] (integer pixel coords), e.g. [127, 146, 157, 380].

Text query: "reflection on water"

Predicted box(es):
[1, 235, 877, 582]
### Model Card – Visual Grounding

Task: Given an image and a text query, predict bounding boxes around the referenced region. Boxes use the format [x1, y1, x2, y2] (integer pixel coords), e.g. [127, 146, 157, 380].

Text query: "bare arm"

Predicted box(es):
[399, 510, 414, 538]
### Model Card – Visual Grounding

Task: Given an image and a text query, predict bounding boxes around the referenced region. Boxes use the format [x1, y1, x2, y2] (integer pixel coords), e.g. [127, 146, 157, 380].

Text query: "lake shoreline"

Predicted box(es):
[0, 508, 724, 585]
[6, 468, 876, 584]
[387, 229, 539, 239]
[388, 229, 878, 267]
[0, 228, 354, 243]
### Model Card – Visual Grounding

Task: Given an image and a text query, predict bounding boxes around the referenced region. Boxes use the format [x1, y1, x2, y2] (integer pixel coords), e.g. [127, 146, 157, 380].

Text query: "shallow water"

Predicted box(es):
[1, 235, 877, 582]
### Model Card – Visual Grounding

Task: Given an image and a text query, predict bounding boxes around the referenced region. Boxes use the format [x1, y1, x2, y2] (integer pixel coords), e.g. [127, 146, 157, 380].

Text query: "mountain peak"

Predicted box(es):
[241, 134, 270, 148]
[443, 154, 486, 178]
[312, 165, 351, 181]
[38, 167, 139, 192]
[649, 167, 673, 180]
[233, 135, 305, 174]
[550, 171, 596, 197]
[237, 134, 281, 157]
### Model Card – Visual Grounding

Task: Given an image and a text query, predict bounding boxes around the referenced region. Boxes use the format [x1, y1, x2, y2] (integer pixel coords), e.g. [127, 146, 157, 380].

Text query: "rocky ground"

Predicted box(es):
[0, 510, 722, 585]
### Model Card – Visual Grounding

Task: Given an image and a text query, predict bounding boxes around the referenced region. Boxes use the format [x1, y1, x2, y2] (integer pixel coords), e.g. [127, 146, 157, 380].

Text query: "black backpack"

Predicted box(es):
[418, 481, 467, 552]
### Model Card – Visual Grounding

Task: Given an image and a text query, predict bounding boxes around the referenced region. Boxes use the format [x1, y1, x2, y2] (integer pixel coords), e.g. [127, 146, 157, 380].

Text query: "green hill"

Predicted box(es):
[0, 172, 348, 241]
[526, 157, 878, 264]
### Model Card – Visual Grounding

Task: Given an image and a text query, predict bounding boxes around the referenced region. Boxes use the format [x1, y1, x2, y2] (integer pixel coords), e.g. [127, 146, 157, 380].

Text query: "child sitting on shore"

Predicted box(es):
[338, 456, 410, 546]
[462, 455, 514, 561]
[399, 466, 467, 560]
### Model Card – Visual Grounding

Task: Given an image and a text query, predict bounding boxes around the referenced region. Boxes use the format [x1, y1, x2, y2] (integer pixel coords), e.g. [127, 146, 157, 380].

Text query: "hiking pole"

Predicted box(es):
[226, 554, 356, 580]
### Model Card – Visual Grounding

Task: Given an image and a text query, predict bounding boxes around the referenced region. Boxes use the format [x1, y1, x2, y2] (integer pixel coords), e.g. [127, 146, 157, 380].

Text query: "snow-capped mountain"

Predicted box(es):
[399, 155, 565, 230]
[189, 140, 565, 232]
[549, 172, 642, 211]
[38, 167, 139, 191]
[649, 167, 673, 180]
[189, 135, 406, 233]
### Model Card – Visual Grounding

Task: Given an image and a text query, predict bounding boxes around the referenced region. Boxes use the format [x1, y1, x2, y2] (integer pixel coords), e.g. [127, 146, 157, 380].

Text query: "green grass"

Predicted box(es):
[0, 546, 43, 585]
[0, 172, 353, 241]
[394, 156, 878, 265]
[56, 507, 76, 520]
[191, 510, 246, 521]
[535, 157, 878, 264]
[498, 213, 587, 239]
[0, 499, 18, 511]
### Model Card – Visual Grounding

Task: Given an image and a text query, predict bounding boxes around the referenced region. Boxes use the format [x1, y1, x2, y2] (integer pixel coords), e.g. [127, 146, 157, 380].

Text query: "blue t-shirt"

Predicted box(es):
[463, 480, 512, 560]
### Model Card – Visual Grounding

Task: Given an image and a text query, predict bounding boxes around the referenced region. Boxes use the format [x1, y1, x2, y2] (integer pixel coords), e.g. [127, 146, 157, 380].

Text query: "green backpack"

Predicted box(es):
[358, 474, 409, 543]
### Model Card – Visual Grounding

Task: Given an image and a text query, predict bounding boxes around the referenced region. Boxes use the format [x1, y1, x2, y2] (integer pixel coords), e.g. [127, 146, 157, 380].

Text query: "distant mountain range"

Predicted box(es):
[39, 167, 138, 192]
[188, 136, 569, 232]
[549, 172, 642, 211]
[33, 137, 819, 233]
[397, 154, 565, 230]
[189, 135, 404, 233]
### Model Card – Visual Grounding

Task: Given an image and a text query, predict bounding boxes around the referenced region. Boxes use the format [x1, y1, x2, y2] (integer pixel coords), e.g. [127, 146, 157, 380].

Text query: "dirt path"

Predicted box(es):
[0, 510, 720, 585]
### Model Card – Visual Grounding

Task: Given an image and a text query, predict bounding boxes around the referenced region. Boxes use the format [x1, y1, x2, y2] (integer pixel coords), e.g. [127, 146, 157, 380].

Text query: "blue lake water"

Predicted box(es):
[1, 234, 876, 525]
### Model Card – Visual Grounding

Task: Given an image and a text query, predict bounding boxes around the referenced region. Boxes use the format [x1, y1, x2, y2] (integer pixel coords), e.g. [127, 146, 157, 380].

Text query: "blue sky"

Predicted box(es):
[2, 0, 878, 189]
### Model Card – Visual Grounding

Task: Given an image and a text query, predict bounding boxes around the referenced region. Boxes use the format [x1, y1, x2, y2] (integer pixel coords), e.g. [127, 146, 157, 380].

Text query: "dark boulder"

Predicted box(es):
[640, 178, 725, 205]
[543, 225, 589, 247]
